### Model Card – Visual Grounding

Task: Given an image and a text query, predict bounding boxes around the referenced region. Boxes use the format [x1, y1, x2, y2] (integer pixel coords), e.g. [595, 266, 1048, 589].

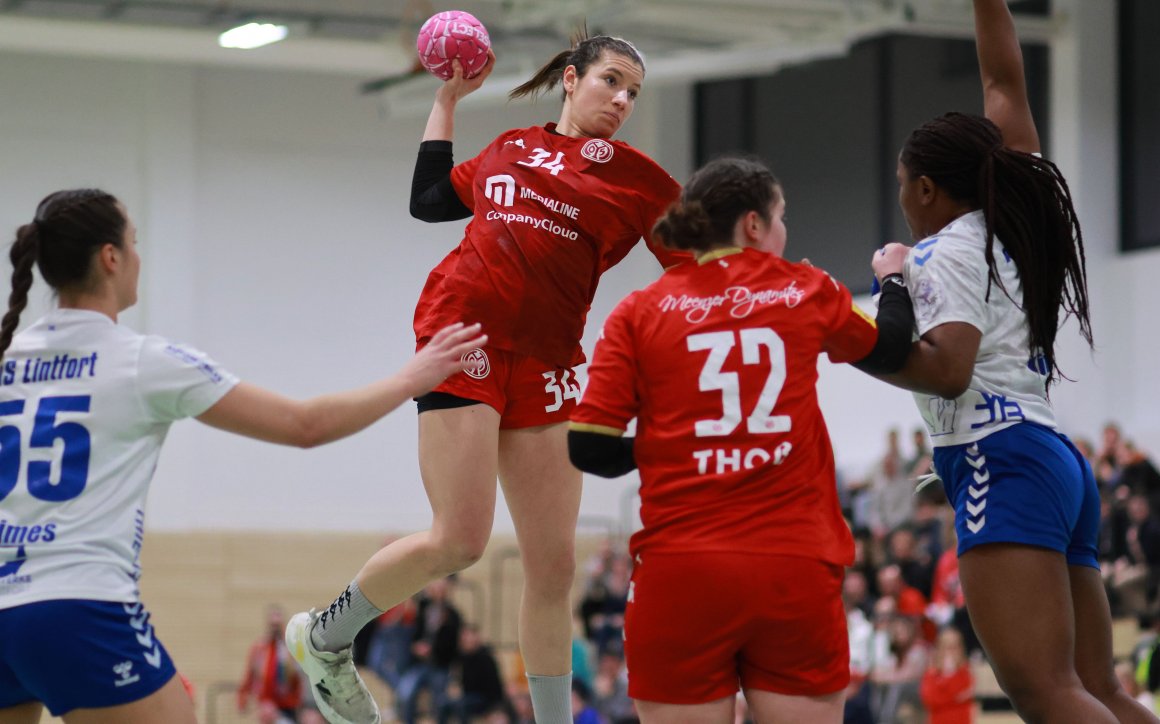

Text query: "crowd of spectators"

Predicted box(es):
[239, 421, 1159, 723]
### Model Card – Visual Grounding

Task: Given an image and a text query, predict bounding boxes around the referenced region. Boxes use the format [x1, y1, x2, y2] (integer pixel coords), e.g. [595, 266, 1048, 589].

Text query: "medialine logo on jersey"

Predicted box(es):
[659, 283, 806, 324]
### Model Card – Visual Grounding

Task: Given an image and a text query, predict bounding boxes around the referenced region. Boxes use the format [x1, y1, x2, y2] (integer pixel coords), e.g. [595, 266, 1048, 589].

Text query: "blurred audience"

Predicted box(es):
[920, 628, 974, 724]
[237, 604, 304, 723]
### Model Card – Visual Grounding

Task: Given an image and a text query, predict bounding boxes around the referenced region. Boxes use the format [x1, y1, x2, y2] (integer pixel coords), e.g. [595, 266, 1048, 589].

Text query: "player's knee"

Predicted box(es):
[1079, 667, 1126, 706]
[522, 546, 576, 595]
[431, 527, 490, 572]
[1002, 673, 1077, 722]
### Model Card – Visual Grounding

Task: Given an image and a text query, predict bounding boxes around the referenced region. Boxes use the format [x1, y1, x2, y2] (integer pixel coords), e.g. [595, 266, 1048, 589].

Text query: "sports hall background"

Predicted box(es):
[0, 1, 1156, 721]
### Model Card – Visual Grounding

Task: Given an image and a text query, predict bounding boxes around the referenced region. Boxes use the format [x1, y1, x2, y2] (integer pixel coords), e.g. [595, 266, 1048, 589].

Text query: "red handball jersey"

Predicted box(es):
[572, 247, 878, 565]
[413, 124, 685, 367]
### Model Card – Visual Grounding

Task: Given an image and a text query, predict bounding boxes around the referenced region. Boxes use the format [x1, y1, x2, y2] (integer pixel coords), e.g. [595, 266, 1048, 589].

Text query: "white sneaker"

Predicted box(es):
[286, 609, 380, 724]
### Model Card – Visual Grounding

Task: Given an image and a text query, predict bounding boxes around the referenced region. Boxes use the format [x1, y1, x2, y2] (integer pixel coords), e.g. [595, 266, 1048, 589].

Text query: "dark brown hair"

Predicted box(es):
[653, 156, 781, 252]
[509, 27, 644, 101]
[901, 112, 1091, 387]
[1, 189, 125, 358]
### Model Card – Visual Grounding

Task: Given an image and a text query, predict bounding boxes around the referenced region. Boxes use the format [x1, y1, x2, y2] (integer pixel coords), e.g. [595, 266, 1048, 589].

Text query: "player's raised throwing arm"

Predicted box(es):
[410, 53, 496, 223]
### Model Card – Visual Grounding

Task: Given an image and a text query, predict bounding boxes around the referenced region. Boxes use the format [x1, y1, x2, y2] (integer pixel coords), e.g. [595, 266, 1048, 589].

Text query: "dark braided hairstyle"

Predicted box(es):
[900, 112, 1091, 387]
[652, 156, 781, 253]
[0, 189, 126, 359]
[509, 26, 644, 101]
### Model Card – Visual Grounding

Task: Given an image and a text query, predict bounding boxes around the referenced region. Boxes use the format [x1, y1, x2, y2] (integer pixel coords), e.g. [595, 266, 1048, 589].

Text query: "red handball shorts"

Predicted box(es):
[423, 342, 579, 430]
[624, 551, 849, 704]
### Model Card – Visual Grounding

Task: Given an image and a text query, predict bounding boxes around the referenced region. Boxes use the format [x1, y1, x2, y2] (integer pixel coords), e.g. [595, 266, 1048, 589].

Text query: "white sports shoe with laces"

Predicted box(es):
[285, 609, 380, 724]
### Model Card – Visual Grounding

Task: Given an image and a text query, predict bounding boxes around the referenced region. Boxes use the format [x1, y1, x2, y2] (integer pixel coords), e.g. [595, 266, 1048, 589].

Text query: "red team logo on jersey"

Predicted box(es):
[581, 139, 614, 163]
[462, 348, 490, 379]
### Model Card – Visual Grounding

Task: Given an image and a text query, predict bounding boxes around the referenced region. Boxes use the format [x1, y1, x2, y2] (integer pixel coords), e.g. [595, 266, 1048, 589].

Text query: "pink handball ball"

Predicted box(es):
[416, 10, 491, 81]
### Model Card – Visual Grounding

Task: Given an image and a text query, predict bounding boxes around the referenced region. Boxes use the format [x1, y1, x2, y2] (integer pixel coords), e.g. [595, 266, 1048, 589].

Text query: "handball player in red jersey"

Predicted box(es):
[289, 30, 688, 724]
[569, 156, 915, 724]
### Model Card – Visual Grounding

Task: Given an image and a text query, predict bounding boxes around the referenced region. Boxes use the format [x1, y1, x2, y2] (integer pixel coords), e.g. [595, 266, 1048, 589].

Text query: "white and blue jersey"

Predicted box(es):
[903, 210, 1054, 447]
[905, 211, 1098, 568]
[0, 308, 237, 714]
[0, 308, 237, 608]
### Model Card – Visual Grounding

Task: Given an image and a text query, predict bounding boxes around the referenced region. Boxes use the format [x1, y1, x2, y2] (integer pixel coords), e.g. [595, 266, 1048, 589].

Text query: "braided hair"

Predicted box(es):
[652, 156, 781, 252]
[509, 27, 644, 101]
[0, 189, 125, 359]
[900, 112, 1091, 387]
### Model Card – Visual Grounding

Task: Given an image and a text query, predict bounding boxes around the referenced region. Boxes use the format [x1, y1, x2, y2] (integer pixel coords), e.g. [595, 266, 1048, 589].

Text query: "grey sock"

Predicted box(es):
[309, 579, 384, 654]
[527, 671, 573, 724]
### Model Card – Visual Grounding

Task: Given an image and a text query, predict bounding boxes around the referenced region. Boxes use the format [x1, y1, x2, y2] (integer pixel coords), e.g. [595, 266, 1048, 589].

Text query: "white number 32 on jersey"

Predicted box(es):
[687, 328, 791, 437]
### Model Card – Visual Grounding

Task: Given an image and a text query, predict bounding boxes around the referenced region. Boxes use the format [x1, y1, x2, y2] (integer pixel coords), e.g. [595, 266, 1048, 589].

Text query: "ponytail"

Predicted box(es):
[901, 112, 1092, 387]
[0, 224, 40, 359]
[1, 188, 126, 360]
[509, 27, 645, 101]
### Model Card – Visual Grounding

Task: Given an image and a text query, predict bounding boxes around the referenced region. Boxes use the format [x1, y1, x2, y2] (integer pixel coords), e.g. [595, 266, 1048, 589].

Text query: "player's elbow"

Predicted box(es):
[568, 429, 636, 478]
[287, 411, 329, 449]
[933, 370, 971, 400]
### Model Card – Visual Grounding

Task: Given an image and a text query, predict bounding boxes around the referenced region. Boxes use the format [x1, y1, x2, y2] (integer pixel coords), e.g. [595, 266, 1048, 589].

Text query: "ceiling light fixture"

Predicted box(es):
[218, 22, 288, 50]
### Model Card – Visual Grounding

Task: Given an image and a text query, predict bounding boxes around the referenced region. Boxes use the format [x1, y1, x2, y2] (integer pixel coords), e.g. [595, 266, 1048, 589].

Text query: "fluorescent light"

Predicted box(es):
[218, 22, 288, 50]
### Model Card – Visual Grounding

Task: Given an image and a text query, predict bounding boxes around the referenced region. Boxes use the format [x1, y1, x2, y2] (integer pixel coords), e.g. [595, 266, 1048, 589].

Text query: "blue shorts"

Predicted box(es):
[933, 422, 1100, 569]
[0, 599, 177, 716]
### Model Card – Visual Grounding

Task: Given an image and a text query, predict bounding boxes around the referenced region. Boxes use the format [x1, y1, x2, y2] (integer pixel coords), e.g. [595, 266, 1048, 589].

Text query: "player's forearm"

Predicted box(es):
[296, 377, 416, 447]
[974, 0, 1027, 94]
[422, 94, 458, 142]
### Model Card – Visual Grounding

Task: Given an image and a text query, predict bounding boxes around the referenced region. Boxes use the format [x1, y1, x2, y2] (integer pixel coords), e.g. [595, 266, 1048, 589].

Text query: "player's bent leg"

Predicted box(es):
[62, 674, 195, 724]
[355, 404, 501, 609]
[958, 543, 1117, 723]
[289, 405, 501, 724]
[1069, 563, 1160, 723]
[744, 688, 844, 724]
[635, 696, 735, 724]
[0, 702, 43, 724]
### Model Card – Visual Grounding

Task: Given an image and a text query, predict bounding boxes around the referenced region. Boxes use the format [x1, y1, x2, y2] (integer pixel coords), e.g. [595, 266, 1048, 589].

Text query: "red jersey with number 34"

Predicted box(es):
[572, 248, 878, 564]
[413, 124, 686, 367]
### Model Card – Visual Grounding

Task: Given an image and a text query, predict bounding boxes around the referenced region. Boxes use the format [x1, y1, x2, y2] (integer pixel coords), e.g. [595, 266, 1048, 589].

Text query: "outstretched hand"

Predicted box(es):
[399, 322, 487, 396]
[872, 243, 910, 281]
[435, 50, 497, 104]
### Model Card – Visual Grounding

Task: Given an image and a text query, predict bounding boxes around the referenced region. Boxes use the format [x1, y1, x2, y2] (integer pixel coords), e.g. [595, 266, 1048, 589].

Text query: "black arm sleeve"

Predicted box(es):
[851, 283, 916, 375]
[568, 429, 637, 478]
[409, 140, 472, 222]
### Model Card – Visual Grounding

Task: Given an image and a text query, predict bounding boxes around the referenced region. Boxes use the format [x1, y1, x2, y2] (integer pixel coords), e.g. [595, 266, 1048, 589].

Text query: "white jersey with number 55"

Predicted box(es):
[0, 308, 238, 609]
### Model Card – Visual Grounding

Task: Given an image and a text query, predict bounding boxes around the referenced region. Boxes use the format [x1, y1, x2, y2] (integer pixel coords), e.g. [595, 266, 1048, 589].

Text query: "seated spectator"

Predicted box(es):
[366, 596, 418, 690]
[571, 678, 603, 724]
[237, 604, 303, 724]
[889, 525, 935, 600]
[509, 689, 536, 724]
[578, 553, 630, 656]
[1097, 423, 1125, 486]
[868, 429, 915, 544]
[920, 628, 974, 724]
[395, 577, 462, 724]
[870, 611, 930, 724]
[928, 535, 981, 657]
[1107, 495, 1160, 618]
[592, 647, 635, 724]
[442, 624, 507, 724]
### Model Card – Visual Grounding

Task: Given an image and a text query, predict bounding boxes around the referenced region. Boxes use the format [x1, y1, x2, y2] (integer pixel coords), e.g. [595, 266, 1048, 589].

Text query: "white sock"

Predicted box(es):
[527, 671, 573, 724]
[309, 579, 384, 653]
